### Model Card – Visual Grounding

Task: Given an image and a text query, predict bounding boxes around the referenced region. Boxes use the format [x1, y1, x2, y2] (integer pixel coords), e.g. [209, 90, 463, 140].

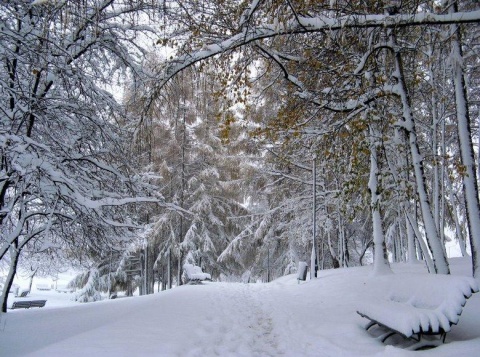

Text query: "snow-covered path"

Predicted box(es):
[184, 283, 285, 357]
[1, 258, 480, 357]
[1, 282, 289, 357]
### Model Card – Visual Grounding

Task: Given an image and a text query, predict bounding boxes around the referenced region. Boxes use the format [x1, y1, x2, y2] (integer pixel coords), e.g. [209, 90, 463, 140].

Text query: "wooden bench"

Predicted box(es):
[357, 273, 478, 350]
[184, 264, 212, 284]
[11, 300, 47, 309]
[15, 290, 30, 298]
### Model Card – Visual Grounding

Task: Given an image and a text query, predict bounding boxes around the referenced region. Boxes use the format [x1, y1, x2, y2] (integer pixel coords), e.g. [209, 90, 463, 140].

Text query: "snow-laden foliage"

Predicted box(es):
[129, 64, 256, 286]
[0, 1, 165, 310]
[146, 0, 480, 281]
[72, 269, 103, 303]
[5, 1, 480, 298]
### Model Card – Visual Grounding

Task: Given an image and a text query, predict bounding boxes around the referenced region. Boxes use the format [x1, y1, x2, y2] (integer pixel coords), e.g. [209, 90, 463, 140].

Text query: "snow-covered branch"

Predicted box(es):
[154, 10, 480, 90]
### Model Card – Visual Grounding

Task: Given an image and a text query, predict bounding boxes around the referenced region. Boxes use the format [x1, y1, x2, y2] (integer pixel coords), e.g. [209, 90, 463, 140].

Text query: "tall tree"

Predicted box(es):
[443, 0, 480, 279]
[130, 61, 257, 284]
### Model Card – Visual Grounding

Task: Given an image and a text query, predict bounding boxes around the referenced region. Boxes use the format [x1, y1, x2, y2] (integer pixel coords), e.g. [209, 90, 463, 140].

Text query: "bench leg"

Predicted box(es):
[378, 331, 397, 343]
[411, 333, 421, 342]
[365, 321, 376, 331]
[404, 334, 443, 351]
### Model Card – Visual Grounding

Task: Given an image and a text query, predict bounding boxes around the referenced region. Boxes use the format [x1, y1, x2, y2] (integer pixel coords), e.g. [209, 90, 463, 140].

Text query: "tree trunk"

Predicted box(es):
[167, 247, 172, 289]
[391, 32, 450, 274]
[445, 170, 468, 257]
[368, 123, 392, 276]
[28, 267, 38, 293]
[359, 240, 373, 266]
[405, 211, 435, 273]
[446, 1, 480, 280]
[327, 230, 340, 268]
[1, 241, 20, 313]
[177, 254, 183, 286]
[396, 219, 405, 262]
[405, 213, 420, 263]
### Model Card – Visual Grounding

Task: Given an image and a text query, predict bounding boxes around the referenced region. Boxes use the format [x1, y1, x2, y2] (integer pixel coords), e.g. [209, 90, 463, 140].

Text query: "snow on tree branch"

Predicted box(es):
[153, 9, 480, 91]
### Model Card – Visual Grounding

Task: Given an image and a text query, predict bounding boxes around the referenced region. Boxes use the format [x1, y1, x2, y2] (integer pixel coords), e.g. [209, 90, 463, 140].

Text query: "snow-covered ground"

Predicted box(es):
[1, 258, 479, 357]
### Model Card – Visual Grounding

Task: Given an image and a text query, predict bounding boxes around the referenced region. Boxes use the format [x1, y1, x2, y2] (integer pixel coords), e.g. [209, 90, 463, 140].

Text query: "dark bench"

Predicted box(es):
[16, 290, 30, 298]
[11, 300, 47, 309]
[29, 300, 47, 308]
[357, 274, 478, 350]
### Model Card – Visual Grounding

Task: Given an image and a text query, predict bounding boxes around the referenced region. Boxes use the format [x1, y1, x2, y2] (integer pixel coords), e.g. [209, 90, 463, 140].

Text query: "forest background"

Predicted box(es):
[1, 0, 480, 311]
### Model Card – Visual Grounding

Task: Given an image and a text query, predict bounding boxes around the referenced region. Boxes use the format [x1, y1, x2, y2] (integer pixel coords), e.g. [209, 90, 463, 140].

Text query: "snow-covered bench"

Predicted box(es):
[11, 300, 47, 309]
[36, 283, 51, 291]
[357, 274, 478, 350]
[56, 288, 73, 293]
[184, 264, 212, 284]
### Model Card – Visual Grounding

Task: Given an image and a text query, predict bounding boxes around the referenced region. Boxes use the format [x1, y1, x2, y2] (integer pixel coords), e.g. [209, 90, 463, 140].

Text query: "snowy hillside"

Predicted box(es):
[1, 258, 479, 357]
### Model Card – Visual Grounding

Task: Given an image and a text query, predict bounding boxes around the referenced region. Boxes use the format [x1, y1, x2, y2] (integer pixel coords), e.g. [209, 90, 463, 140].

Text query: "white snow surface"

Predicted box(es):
[1, 258, 480, 357]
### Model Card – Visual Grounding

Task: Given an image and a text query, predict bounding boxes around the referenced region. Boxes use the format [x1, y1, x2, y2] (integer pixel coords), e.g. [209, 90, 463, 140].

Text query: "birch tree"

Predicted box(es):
[443, 0, 480, 279]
